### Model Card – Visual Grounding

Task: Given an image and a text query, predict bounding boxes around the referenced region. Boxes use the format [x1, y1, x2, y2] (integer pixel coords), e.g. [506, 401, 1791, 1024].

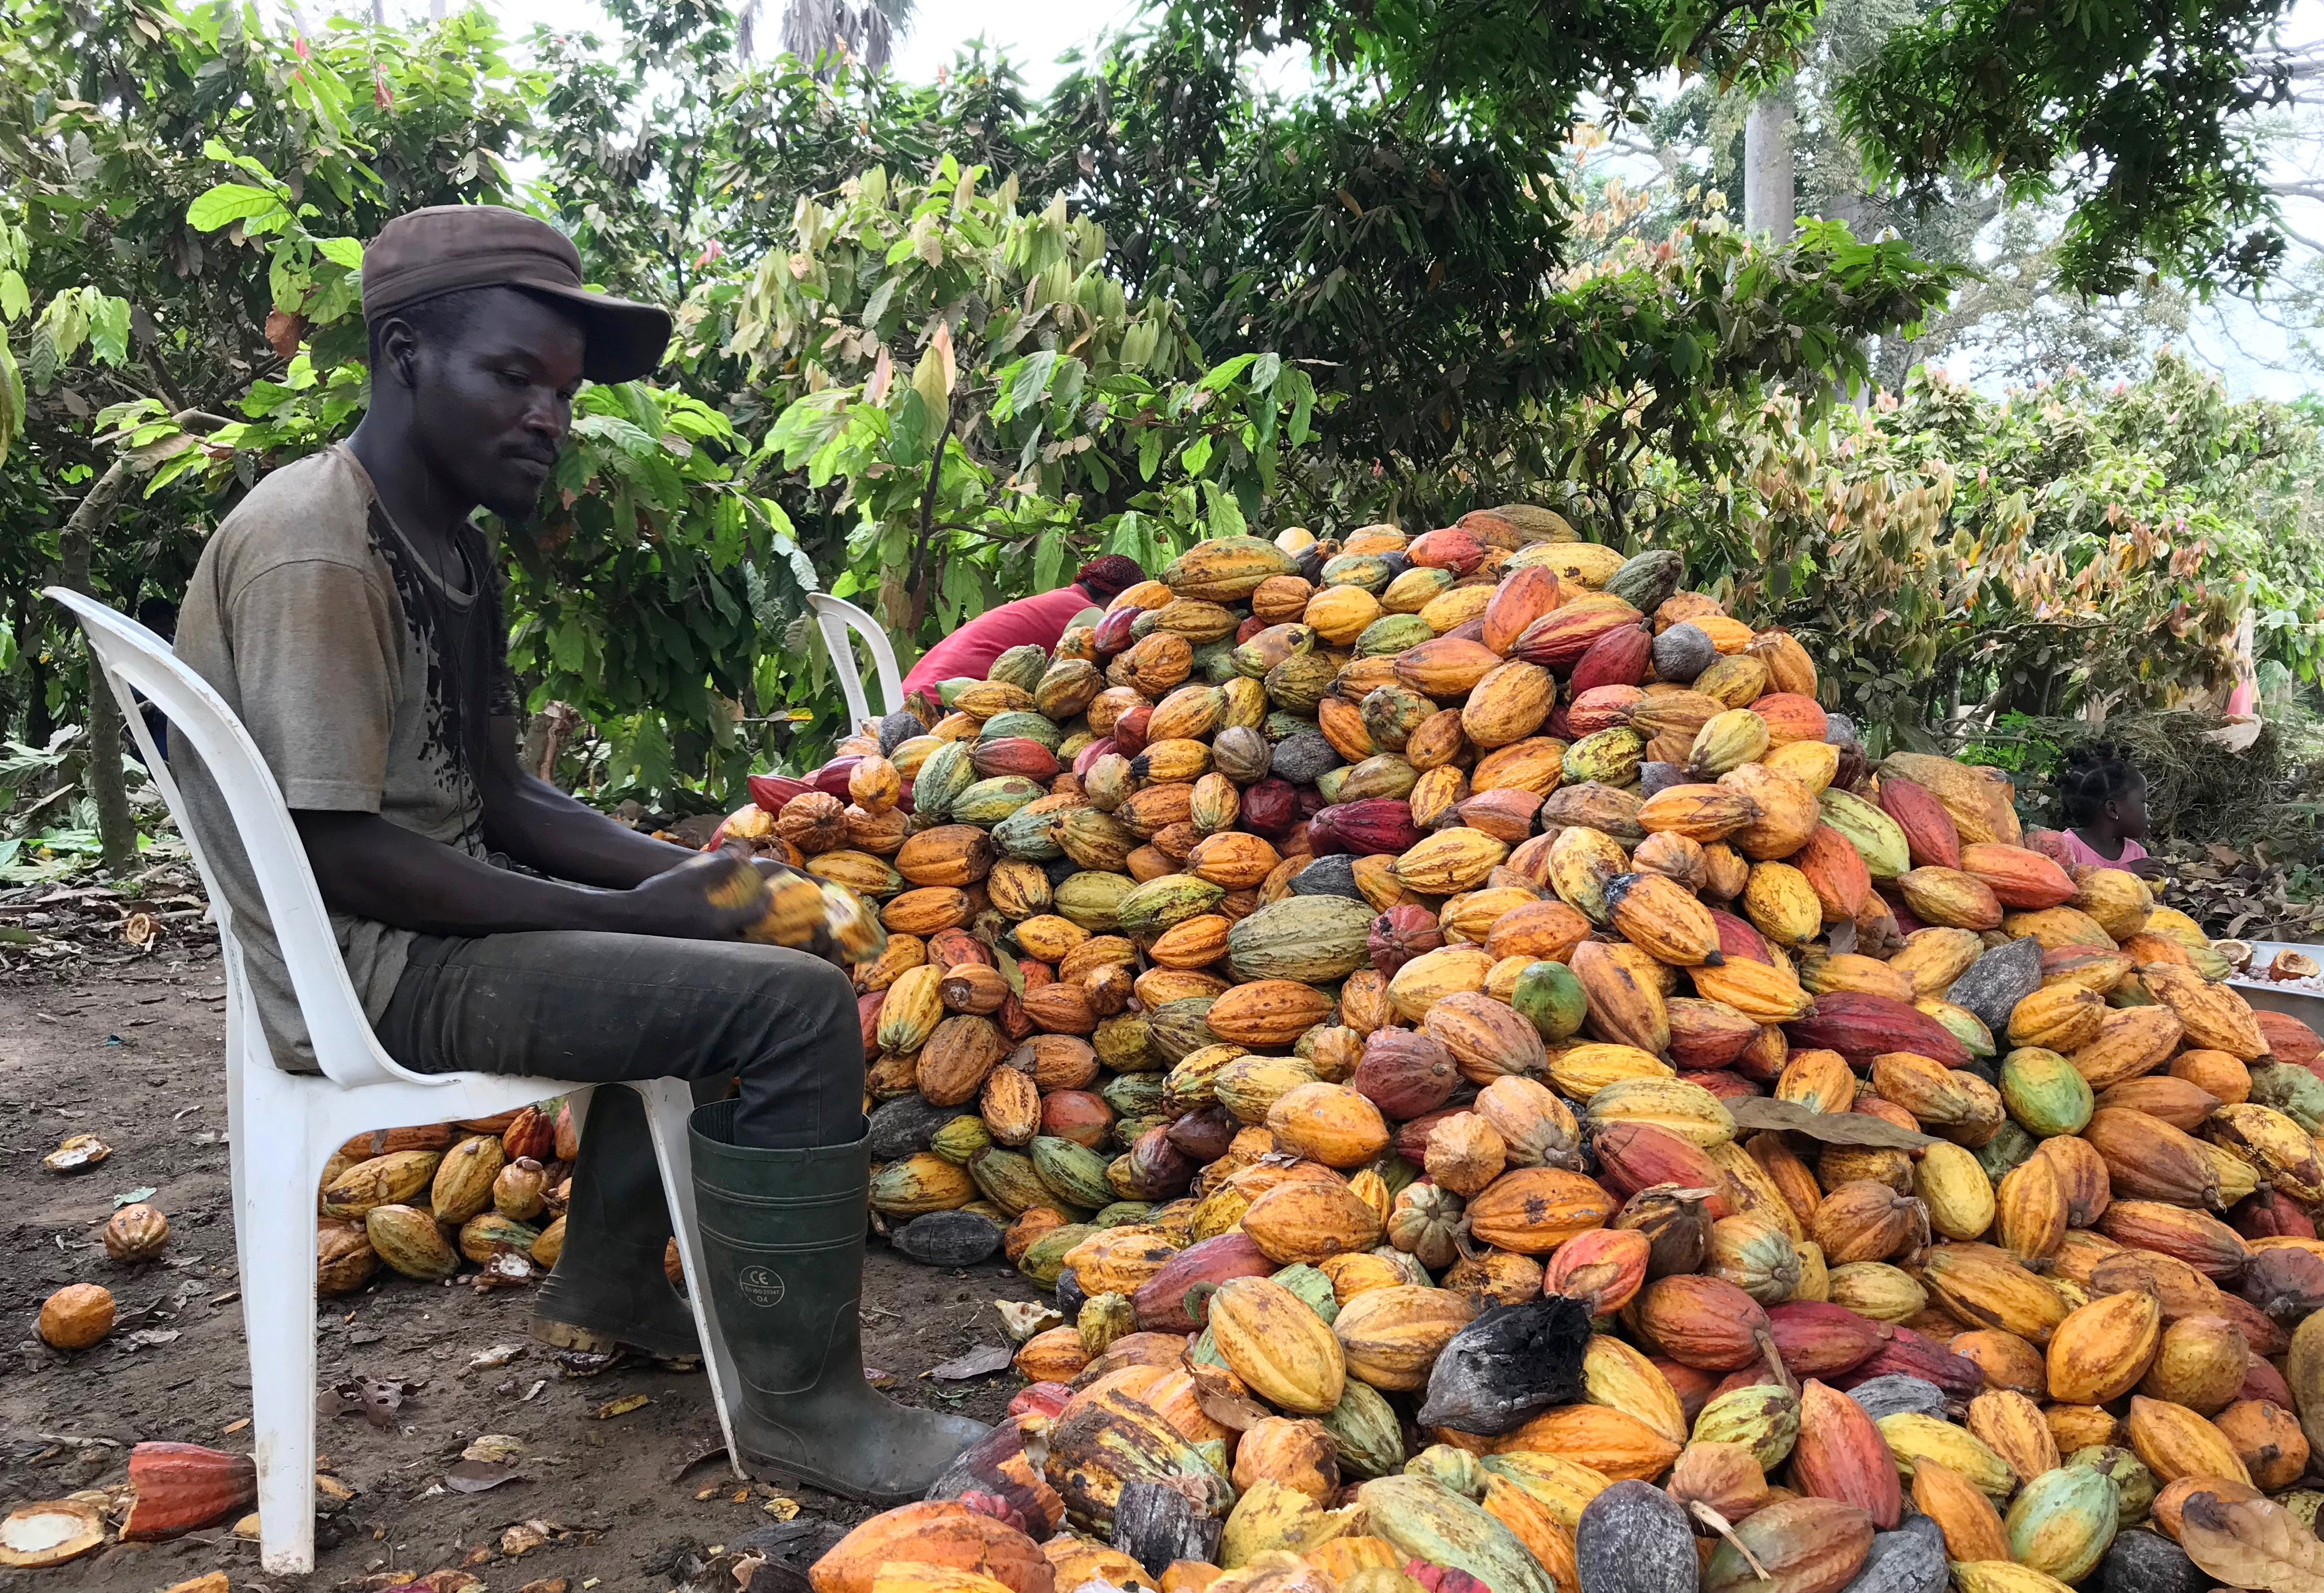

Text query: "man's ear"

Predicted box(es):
[377, 316, 421, 390]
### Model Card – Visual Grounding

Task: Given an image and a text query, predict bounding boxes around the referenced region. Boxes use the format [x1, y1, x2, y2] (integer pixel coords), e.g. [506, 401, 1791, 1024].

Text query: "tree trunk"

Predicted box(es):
[520, 702, 583, 784]
[14, 589, 51, 752]
[58, 459, 139, 875]
[1744, 93, 1796, 243]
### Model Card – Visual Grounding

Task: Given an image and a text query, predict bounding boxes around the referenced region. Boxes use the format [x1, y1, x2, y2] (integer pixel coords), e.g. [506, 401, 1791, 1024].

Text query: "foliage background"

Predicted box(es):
[2, 0, 2321, 878]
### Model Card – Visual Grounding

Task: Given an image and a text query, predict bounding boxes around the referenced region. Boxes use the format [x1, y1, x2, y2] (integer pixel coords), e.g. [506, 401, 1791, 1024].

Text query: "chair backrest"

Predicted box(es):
[44, 587, 422, 1090]
[808, 592, 904, 729]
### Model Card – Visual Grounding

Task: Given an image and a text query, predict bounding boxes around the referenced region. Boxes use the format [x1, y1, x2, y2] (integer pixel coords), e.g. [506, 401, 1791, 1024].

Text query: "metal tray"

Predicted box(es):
[2225, 940, 2324, 1025]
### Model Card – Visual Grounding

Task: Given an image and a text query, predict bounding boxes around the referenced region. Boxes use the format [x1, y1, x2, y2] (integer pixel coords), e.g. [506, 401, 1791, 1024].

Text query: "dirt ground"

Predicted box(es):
[0, 936, 1046, 1593]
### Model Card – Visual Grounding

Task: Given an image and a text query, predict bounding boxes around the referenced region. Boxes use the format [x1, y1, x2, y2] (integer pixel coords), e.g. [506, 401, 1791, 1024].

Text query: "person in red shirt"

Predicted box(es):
[900, 555, 1147, 698]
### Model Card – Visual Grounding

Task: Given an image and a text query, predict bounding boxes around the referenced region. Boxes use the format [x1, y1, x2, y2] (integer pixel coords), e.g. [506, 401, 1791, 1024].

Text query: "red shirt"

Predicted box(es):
[901, 585, 1098, 699]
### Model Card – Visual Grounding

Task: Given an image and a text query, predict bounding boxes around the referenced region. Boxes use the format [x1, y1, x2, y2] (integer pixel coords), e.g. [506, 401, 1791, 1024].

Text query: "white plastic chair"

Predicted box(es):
[808, 591, 904, 730]
[43, 588, 744, 1575]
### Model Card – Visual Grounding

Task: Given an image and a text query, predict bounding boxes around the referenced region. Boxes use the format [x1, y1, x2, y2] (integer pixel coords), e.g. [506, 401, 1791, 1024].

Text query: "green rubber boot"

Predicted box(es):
[532, 1083, 699, 1358]
[690, 1099, 989, 1504]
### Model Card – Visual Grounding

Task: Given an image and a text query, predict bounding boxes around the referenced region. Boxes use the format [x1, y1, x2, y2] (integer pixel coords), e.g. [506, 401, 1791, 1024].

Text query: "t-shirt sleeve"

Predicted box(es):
[225, 557, 402, 812]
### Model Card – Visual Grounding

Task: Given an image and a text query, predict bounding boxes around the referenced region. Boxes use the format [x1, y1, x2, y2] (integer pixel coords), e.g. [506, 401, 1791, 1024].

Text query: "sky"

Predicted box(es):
[470, 0, 1143, 92]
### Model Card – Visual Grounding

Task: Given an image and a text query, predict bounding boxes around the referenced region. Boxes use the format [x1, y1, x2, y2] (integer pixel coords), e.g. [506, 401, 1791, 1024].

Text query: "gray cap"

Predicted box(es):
[361, 204, 671, 383]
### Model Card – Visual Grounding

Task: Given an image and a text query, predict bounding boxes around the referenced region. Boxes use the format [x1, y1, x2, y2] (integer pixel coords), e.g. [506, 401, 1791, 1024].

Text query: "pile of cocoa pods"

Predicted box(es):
[348, 515, 2324, 1593]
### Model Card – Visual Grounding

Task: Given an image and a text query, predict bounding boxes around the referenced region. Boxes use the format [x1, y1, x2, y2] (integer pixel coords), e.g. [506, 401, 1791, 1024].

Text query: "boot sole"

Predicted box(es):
[738, 1452, 920, 1508]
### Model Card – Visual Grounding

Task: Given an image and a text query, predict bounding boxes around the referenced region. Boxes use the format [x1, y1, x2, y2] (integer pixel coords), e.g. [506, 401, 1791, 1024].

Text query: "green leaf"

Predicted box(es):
[1250, 353, 1282, 392]
[1204, 481, 1247, 538]
[186, 182, 281, 233]
[1033, 528, 1065, 592]
[0, 270, 26, 323]
[314, 236, 364, 269]
[0, 327, 18, 468]
[85, 293, 130, 367]
[1006, 349, 1058, 416]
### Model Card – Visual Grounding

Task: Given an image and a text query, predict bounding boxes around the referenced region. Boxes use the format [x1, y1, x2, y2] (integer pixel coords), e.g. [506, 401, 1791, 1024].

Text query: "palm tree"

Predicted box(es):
[741, 0, 914, 76]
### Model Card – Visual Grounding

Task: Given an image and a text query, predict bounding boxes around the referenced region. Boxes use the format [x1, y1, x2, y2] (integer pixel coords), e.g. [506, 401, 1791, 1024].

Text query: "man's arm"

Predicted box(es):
[294, 809, 764, 940]
[476, 713, 701, 889]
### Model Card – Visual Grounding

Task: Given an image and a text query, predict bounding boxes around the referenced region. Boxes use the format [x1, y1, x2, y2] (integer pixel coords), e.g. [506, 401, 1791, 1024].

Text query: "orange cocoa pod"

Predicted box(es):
[1949, 1330, 2048, 1397]
[2046, 1404, 2120, 1453]
[1964, 1389, 2059, 1484]
[2210, 1397, 2310, 1489]
[1911, 1459, 2009, 1562]
[1791, 1378, 1900, 1527]
[2150, 1474, 2263, 1542]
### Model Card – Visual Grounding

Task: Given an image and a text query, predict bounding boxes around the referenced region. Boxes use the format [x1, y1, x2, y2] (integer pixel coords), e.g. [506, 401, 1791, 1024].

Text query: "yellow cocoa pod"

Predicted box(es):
[2122, 1394, 2253, 1486]
[2046, 1289, 2161, 1404]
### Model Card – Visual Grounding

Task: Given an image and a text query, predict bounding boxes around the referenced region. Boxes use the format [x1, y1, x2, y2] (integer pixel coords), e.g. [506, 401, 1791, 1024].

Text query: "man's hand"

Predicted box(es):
[615, 850, 770, 941]
[2122, 856, 2171, 881]
[746, 854, 852, 968]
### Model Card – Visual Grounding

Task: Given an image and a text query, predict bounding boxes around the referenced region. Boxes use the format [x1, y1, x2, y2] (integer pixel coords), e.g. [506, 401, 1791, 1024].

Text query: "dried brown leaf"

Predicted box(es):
[1725, 1096, 1937, 1148]
[2179, 1489, 2324, 1593]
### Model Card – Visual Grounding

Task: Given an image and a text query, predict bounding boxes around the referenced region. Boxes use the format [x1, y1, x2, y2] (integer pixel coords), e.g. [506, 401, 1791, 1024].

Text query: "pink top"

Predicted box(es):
[900, 585, 1099, 699]
[2061, 829, 2148, 869]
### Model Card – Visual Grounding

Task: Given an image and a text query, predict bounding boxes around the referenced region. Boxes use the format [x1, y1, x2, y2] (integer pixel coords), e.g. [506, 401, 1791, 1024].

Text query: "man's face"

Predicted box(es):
[408, 287, 587, 520]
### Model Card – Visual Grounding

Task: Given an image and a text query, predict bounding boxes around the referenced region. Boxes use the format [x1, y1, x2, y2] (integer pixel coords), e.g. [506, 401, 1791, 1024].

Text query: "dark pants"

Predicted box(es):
[377, 931, 865, 1149]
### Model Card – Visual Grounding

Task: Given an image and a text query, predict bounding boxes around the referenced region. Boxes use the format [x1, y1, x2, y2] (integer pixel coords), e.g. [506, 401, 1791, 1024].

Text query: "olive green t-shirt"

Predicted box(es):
[171, 443, 515, 1072]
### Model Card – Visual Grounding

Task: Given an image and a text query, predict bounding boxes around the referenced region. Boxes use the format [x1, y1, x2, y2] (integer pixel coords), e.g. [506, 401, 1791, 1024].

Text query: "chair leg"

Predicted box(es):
[237, 1080, 323, 1575]
[635, 1079, 747, 1479]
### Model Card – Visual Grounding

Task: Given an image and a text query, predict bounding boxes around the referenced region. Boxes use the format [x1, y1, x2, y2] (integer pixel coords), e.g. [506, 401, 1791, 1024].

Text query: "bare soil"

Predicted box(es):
[0, 940, 1044, 1593]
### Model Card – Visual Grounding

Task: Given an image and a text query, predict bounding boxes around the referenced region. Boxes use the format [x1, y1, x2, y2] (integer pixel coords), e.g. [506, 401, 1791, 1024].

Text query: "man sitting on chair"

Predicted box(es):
[167, 205, 983, 1503]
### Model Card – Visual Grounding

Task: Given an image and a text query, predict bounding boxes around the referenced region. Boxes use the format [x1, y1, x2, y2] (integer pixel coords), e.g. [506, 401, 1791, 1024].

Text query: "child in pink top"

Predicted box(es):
[2058, 743, 2163, 878]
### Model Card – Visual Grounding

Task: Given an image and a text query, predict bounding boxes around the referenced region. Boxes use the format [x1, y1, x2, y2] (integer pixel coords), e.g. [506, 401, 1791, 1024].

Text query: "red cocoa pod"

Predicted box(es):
[1594, 1123, 1735, 1217]
[1009, 1382, 1074, 1419]
[1072, 738, 1119, 778]
[1369, 903, 1445, 977]
[1878, 777, 1963, 870]
[1833, 1325, 1983, 1397]
[814, 755, 862, 801]
[1040, 1091, 1116, 1149]
[858, 991, 886, 1054]
[1391, 1107, 1465, 1165]
[2232, 1190, 2317, 1241]
[1131, 1232, 1273, 1332]
[1240, 777, 1300, 837]
[1710, 909, 1775, 966]
[1783, 990, 1970, 1067]
[1310, 799, 1427, 857]
[1666, 996, 1763, 1071]
[1166, 1103, 1238, 1164]
[750, 773, 814, 813]
[2238, 1351, 2295, 1408]
[1567, 621, 1654, 695]
[1678, 1070, 1761, 1101]
[2216, 1290, 2292, 1357]
[1766, 1301, 1889, 1379]
[1116, 1124, 1197, 1201]
[1092, 605, 1140, 655]
[1353, 1028, 1461, 1119]
[2240, 1244, 2324, 1321]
